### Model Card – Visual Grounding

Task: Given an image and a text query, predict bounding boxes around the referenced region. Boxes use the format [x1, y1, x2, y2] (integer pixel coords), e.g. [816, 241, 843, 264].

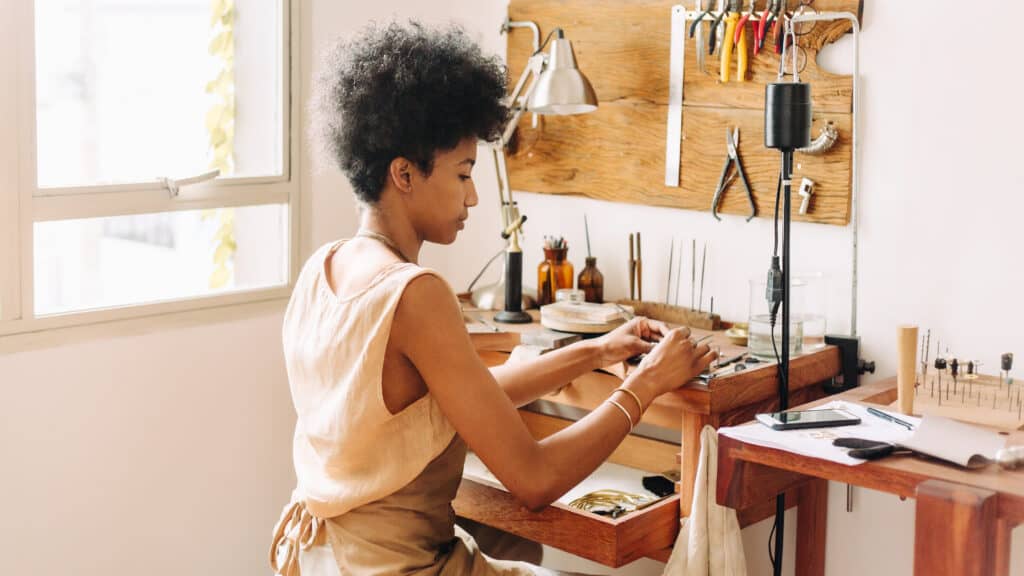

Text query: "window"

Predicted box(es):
[1, 0, 299, 334]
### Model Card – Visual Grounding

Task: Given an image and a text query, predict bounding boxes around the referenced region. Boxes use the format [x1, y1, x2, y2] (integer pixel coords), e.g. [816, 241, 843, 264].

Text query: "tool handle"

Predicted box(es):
[720, 14, 738, 82]
[773, 16, 784, 54]
[848, 444, 895, 460]
[711, 159, 732, 221]
[689, 10, 709, 39]
[736, 23, 748, 83]
[734, 14, 750, 44]
[758, 11, 774, 54]
[734, 159, 755, 220]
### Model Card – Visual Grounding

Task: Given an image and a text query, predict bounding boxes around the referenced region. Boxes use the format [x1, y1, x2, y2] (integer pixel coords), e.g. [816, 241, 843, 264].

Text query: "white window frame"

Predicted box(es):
[0, 0, 302, 337]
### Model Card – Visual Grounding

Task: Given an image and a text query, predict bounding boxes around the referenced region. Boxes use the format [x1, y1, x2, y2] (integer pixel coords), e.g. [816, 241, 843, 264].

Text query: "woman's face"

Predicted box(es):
[408, 137, 479, 245]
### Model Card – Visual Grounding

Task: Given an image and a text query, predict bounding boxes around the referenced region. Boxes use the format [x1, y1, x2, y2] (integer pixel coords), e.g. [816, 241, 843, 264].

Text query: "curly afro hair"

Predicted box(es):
[312, 21, 510, 204]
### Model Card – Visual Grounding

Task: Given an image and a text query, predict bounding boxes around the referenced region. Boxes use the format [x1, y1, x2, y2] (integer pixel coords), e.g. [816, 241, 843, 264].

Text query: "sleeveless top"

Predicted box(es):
[271, 239, 560, 576]
[282, 239, 457, 518]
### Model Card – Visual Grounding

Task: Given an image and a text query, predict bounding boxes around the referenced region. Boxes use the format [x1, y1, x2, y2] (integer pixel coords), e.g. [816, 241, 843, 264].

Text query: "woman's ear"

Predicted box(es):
[389, 157, 414, 194]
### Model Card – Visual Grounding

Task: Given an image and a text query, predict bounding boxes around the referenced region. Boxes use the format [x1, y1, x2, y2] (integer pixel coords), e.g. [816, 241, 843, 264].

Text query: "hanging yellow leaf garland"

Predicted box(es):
[205, 0, 235, 290]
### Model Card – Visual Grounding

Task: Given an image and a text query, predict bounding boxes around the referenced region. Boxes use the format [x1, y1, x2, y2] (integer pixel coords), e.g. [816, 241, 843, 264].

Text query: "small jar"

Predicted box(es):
[537, 247, 574, 306]
[577, 257, 604, 303]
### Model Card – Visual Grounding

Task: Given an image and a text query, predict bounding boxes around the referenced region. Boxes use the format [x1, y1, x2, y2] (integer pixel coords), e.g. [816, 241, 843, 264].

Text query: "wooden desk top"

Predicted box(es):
[717, 378, 1024, 524]
[466, 306, 841, 423]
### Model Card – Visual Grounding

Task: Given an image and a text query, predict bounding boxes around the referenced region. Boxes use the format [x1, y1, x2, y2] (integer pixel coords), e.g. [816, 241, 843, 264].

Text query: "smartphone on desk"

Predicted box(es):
[756, 408, 861, 431]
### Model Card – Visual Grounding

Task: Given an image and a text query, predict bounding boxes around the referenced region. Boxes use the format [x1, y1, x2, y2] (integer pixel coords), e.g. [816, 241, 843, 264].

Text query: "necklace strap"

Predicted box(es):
[355, 229, 412, 263]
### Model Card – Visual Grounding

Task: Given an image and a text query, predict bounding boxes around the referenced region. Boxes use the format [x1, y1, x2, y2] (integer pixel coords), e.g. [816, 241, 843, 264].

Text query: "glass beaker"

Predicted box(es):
[792, 273, 828, 352]
[748, 277, 804, 361]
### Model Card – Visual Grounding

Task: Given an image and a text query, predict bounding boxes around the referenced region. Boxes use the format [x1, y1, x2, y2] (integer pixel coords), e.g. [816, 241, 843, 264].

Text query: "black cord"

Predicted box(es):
[767, 167, 786, 574]
[772, 173, 782, 257]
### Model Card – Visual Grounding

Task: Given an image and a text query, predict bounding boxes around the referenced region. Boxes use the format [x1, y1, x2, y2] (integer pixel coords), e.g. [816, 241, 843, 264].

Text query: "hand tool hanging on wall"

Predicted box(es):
[773, 0, 789, 54]
[718, 2, 739, 82]
[756, 0, 779, 55]
[719, 0, 750, 82]
[689, 0, 717, 53]
[694, 0, 708, 74]
[734, 0, 755, 45]
[708, 0, 729, 55]
[711, 127, 757, 221]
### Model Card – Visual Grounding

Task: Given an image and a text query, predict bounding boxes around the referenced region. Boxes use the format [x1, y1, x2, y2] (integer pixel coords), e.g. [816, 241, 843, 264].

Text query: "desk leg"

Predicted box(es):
[795, 478, 827, 576]
[680, 413, 716, 518]
[994, 518, 1012, 576]
[914, 479, 999, 576]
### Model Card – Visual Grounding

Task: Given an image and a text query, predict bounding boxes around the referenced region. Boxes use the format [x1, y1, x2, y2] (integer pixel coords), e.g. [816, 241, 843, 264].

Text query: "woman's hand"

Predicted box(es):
[632, 327, 717, 399]
[594, 316, 670, 367]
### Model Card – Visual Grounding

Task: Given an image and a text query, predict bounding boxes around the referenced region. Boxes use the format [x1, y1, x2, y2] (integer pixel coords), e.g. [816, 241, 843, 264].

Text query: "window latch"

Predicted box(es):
[160, 169, 220, 198]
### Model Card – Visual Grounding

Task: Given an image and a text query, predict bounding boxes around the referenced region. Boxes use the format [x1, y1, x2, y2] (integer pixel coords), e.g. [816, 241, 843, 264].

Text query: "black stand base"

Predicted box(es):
[494, 249, 532, 324]
[495, 309, 532, 324]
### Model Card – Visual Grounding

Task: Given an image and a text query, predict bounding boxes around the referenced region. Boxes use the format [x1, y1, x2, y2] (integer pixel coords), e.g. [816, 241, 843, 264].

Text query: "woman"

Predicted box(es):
[271, 21, 717, 576]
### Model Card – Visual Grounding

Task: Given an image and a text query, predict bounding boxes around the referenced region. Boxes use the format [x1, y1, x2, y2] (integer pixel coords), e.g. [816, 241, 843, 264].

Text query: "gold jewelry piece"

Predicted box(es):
[614, 386, 644, 415]
[355, 229, 411, 263]
[606, 399, 634, 430]
[568, 489, 656, 518]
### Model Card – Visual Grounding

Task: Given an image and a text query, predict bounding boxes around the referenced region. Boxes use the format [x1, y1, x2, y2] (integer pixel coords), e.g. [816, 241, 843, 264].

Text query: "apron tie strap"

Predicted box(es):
[270, 497, 323, 576]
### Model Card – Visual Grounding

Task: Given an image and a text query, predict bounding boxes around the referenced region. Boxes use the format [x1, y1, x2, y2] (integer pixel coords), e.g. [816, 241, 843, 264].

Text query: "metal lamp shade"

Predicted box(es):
[527, 38, 598, 115]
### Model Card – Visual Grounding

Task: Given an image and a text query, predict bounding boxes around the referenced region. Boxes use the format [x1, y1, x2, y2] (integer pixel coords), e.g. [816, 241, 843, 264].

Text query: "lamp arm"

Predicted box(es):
[499, 53, 546, 147]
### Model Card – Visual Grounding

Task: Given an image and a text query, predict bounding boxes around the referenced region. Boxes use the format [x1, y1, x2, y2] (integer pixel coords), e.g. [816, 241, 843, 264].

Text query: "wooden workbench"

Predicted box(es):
[459, 311, 843, 567]
[717, 378, 1024, 576]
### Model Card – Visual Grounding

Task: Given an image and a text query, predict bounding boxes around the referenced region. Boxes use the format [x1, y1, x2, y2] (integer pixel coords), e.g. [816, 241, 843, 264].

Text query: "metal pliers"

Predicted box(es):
[756, 0, 785, 55]
[711, 127, 756, 221]
[720, 0, 751, 82]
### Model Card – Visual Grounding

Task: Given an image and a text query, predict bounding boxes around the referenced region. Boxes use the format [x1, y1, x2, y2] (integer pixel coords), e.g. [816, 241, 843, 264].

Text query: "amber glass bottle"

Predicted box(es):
[537, 247, 574, 306]
[577, 256, 604, 303]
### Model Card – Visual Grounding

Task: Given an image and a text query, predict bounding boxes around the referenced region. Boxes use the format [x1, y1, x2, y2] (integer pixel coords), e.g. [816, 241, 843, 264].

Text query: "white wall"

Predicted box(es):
[0, 310, 295, 575]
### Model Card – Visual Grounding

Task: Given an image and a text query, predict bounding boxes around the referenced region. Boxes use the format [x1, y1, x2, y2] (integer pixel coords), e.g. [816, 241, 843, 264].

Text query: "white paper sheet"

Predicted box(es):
[720, 401, 1008, 469]
[901, 415, 1007, 469]
[719, 401, 919, 466]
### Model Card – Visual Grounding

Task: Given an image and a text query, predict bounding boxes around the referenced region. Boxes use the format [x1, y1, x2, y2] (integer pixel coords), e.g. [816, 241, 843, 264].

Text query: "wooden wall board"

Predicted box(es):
[505, 0, 861, 226]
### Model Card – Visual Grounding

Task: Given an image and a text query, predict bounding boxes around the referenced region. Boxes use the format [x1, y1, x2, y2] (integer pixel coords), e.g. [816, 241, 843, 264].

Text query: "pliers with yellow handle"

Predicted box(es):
[720, 0, 750, 82]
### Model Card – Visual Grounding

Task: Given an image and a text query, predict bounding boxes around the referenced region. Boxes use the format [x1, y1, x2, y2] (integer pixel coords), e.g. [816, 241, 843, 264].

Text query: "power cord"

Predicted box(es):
[766, 169, 786, 573]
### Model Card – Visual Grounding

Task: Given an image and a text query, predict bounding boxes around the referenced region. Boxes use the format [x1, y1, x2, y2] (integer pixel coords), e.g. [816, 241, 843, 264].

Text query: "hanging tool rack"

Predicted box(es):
[503, 0, 862, 227]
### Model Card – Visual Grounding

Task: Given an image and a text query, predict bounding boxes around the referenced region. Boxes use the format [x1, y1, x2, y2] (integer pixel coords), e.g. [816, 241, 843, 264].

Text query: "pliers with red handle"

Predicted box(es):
[733, 0, 756, 45]
[756, 0, 782, 55]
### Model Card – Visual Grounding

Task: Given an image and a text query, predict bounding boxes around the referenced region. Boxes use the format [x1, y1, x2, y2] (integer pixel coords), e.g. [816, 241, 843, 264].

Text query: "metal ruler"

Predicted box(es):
[664, 4, 687, 187]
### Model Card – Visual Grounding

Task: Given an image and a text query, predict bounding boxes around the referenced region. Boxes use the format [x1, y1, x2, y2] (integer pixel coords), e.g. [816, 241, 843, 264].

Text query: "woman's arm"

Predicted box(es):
[393, 275, 714, 511]
[491, 317, 669, 407]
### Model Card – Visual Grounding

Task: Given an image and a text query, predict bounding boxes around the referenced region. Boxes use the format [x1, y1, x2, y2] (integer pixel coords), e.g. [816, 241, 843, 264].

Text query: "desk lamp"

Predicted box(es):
[763, 22, 812, 576]
[490, 25, 598, 323]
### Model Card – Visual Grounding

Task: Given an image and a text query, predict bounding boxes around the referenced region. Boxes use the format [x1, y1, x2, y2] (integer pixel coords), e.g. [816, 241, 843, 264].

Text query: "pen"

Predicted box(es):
[866, 406, 915, 431]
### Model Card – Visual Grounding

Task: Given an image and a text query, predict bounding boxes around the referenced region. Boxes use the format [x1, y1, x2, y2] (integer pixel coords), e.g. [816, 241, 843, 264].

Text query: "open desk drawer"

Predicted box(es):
[453, 413, 681, 567]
